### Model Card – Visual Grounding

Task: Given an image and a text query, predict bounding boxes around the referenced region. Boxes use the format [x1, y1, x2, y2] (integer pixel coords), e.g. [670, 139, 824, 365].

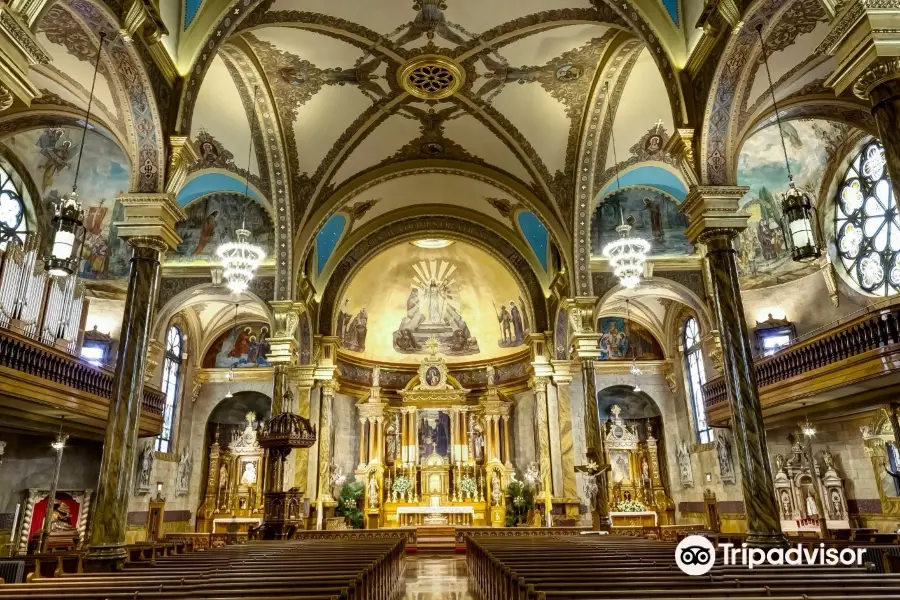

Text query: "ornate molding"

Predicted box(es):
[854, 57, 900, 99]
[0, 5, 50, 64]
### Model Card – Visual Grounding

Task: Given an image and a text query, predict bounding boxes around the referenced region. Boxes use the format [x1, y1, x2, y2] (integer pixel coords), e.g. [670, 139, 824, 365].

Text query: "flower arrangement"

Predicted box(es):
[505, 475, 535, 527]
[459, 475, 477, 498]
[392, 475, 410, 497]
[617, 499, 647, 513]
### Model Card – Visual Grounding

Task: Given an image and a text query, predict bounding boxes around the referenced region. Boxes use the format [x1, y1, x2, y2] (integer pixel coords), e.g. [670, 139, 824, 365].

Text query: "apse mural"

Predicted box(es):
[736, 119, 854, 288]
[171, 194, 273, 265]
[2, 127, 131, 280]
[203, 323, 271, 368]
[392, 259, 479, 356]
[337, 241, 531, 364]
[336, 299, 368, 352]
[596, 317, 664, 360]
[418, 410, 451, 459]
[591, 188, 692, 257]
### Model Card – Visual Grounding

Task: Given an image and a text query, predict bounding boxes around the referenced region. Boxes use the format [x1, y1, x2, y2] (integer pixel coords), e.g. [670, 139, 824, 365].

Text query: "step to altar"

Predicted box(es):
[414, 526, 457, 554]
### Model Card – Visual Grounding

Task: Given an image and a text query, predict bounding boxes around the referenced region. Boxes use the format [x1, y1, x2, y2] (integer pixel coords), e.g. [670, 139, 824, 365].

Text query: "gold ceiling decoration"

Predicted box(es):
[398, 55, 465, 100]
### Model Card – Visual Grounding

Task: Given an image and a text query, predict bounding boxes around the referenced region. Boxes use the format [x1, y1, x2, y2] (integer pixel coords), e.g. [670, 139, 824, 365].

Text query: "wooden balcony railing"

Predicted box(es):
[0, 326, 164, 418]
[703, 301, 900, 412]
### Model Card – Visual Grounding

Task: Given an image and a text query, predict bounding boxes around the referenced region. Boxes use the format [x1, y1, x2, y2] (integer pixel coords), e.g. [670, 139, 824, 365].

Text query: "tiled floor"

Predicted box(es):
[396, 555, 476, 599]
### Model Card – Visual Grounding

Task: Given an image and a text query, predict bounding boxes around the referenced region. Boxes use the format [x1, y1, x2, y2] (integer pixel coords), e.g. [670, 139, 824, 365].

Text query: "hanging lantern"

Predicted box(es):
[781, 180, 820, 262]
[756, 24, 821, 263]
[217, 228, 265, 294]
[603, 222, 650, 289]
[46, 192, 86, 277]
[45, 33, 105, 277]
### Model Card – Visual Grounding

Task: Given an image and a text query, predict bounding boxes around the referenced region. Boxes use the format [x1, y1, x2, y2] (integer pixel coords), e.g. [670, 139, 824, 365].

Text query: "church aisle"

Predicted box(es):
[397, 555, 475, 599]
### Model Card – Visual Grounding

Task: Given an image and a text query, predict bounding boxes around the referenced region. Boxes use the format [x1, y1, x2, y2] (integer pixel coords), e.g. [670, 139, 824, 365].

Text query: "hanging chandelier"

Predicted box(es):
[756, 24, 821, 263]
[217, 86, 265, 294]
[600, 82, 650, 288]
[46, 33, 106, 277]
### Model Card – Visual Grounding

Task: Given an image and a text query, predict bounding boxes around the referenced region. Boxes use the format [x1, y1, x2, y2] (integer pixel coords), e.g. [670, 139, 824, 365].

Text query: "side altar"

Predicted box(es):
[355, 340, 513, 529]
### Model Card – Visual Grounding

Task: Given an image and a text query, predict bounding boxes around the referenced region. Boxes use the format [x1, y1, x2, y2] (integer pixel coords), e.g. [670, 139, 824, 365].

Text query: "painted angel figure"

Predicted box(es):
[37, 127, 79, 191]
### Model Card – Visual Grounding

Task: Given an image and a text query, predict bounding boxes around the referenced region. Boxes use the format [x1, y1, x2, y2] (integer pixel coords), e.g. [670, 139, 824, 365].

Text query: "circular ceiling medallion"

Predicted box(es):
[398, 55, 465, 100]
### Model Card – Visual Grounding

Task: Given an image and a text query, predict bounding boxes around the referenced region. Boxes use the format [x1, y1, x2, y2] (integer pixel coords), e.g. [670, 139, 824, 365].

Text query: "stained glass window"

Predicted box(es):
[155, 326, 183, 452]
[835, 140, 898, 296]
[0, 165, 26, 250]
[683, 318, 711, 444]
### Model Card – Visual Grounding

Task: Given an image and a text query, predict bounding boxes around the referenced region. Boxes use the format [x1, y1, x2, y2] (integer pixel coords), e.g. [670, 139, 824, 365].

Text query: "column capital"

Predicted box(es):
[681, 186, 751, 245]
[823, 0, 900, 96]
[664, 128, 700, 187]
[0, 2, 49, 110]
[856, 57, 900, 99]
[530, 375, 551, 392]
[164, 136, 199, 195]
[551, 359, 575, 385]
[562, 296, 597, 334]
[114, 193, 186, 251]
[292, 364, 317, 389]
[268, 301, 306, 365]
[320, 379, 340, 397]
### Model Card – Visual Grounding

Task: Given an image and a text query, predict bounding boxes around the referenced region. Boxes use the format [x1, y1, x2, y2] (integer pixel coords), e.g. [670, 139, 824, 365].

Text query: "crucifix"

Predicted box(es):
[654, 118, 664, 134]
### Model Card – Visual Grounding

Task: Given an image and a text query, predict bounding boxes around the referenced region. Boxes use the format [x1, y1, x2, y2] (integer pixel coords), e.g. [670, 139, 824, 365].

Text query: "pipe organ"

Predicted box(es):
[0, 237, 85, 354]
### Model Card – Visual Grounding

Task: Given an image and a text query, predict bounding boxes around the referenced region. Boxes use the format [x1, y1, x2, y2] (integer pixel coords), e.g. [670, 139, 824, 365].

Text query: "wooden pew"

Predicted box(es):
[0, 537, 405, 600]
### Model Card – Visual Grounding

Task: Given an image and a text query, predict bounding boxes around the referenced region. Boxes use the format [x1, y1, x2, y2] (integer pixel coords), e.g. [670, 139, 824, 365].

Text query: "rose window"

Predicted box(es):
[835, 140, 899, 295]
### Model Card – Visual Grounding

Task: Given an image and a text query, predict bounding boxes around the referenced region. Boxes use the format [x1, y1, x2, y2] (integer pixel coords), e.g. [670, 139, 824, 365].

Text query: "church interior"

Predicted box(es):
[1, 0, 900, 596]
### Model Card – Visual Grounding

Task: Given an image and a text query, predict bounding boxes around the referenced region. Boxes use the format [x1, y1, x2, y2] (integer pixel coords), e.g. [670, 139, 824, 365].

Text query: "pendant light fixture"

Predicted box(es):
[626, 299, 642, 392]
[217, 86, 266, 294]
[224, 303, 237, 399]
[756, 24, 821, 263]
[600, 82, 650, 288]
[45, 33, 106, 277]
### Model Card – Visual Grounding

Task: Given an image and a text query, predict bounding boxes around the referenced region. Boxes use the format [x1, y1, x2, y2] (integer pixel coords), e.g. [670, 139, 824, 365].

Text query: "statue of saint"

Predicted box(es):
[806, 493, 818, 517]
[368, 476, 379, 508]
[372, 365, 380, 388]
[491, 472, 502, 507]
[49, 501, 74, 531]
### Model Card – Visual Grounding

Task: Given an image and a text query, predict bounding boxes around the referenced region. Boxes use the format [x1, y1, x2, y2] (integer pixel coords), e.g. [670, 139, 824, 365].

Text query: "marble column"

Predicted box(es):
[532, 377, 553, 495]
[358, 419, 368, 468]
[293, 367, 315, 492]
[580, 357, 610, 530]
[682, 187, 787, 548]
[86, 238, 167, 569]
[316, 380, 339, 504]
[552, 361, 579, 511]
[272, 364, 287, 414]
[501, 415, 512, 468]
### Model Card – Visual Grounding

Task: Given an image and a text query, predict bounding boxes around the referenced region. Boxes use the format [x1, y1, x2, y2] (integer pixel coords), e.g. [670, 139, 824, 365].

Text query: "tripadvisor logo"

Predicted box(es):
[675, 535, 866, 576]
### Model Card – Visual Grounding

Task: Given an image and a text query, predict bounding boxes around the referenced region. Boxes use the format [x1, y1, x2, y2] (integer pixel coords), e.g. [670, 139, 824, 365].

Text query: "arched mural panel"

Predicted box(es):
[591, 187, 693, 257]
[596, 316, 664, 361]
[203, 321, 272, 368]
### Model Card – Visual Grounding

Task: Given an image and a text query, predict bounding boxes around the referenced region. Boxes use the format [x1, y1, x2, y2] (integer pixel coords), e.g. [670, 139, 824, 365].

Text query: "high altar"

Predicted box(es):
[603, 405, 675, 527]
[356, 340, 513, 528]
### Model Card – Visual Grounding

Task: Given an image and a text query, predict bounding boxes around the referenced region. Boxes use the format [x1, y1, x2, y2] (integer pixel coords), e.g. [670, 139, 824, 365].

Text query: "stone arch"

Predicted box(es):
[36, 0, 167, 192]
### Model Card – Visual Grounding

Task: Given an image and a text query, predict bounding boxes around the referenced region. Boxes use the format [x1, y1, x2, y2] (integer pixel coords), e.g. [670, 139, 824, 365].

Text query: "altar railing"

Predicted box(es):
[702, 299, 900, 426]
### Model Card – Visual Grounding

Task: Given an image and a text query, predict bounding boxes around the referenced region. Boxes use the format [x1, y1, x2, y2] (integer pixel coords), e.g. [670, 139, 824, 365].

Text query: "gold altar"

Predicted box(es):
[603, 405, 674, 525]
[196, 413, 266, 533]
[356, 341, 511, 529]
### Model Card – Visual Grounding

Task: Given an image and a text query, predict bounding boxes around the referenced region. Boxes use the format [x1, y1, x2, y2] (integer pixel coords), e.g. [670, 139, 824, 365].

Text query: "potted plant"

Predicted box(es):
[505, 477, 535, 527]
[336, 480, 364, 529]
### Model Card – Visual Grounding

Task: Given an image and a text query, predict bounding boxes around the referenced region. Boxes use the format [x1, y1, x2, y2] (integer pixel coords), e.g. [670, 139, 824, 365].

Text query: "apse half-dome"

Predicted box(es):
[336, 240, 532, 364]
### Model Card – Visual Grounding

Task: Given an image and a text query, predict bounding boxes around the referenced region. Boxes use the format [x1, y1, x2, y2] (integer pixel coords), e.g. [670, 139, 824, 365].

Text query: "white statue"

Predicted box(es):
[241, 461, 257, 485]
[372, 365, 380, 388]
[677, 439, 693, 487]
[137, 442, 154, 492]
[177, 449, 192, 494]
[486, 364, 496, 385]
[830, 489, 843, 518]
[715, 430, 735, 483]
[368, 476, 379, 508]
[805, 493, 818, 517]
[491, 472, 502, 506]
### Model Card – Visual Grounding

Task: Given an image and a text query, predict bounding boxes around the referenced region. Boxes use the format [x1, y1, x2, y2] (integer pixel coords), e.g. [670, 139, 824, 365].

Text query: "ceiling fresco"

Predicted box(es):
[336, 240, 531, 364]
[1, 126, 132, 282]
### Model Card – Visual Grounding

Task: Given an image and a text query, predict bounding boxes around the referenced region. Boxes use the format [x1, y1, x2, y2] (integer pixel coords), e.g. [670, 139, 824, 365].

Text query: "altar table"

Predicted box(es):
[610, 510, 658, 527]
[396, 505, 475, 526]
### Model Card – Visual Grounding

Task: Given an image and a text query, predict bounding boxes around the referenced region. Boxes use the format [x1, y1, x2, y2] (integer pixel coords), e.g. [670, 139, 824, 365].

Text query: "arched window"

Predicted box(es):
[683, 318, 711, 444]
[835, 140, 898, 296]
[0, 163, 27, 249]
[156, 326, 183, 452]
